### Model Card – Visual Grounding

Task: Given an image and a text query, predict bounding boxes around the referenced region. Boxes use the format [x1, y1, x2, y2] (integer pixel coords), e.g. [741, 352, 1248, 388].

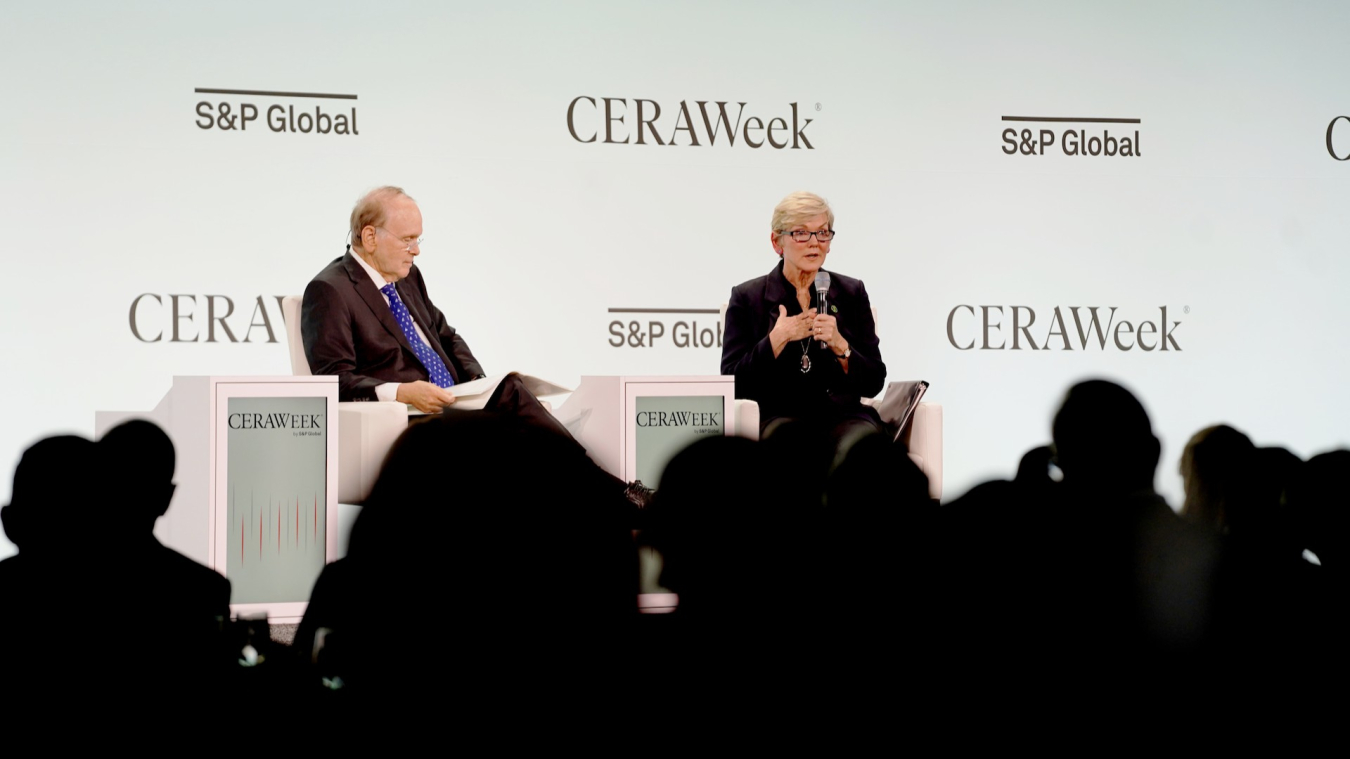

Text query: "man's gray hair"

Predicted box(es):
[349, 186, 414, 245]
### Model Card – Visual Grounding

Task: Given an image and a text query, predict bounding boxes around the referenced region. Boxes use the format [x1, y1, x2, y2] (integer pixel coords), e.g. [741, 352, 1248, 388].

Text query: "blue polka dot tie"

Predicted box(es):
[381, 283, 455, 388]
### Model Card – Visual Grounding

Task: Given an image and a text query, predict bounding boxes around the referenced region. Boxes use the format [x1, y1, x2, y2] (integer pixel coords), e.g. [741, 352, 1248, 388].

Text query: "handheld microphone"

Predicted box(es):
[814, 271, 831, 347]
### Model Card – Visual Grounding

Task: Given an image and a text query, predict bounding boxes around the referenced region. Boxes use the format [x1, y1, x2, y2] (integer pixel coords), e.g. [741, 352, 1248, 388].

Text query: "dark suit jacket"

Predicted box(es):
[302, 251, 484, 402]
[720, 260, 885, 424]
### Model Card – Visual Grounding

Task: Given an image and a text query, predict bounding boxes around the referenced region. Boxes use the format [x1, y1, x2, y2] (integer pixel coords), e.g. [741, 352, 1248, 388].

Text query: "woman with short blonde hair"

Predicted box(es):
[721, 191, 886, 451]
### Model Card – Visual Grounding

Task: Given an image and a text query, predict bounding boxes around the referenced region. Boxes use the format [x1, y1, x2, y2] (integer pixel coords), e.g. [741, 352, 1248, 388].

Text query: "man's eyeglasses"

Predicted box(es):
[779, 229, 836, 243]
[377, 226, 424, 252]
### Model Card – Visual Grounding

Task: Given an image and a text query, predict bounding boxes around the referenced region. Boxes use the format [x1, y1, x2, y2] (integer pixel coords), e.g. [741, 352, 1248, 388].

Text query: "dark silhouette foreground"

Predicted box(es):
[2, 380, 1345, 719]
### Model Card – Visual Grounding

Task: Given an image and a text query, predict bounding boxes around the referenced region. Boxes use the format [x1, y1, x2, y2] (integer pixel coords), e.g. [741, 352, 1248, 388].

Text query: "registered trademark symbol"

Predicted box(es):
[1183, 306, 1190, 314]
[815, 103, 822, 111]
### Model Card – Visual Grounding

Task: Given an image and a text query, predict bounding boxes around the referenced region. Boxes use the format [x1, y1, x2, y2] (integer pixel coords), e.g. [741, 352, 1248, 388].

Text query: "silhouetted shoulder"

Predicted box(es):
[136, 542, 232, 614]
[0, 555, 30, 602]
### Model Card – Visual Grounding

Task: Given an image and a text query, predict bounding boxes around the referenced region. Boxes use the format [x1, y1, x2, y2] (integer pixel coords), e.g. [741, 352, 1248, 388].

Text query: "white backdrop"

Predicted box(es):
[3, 1, 1349, 559]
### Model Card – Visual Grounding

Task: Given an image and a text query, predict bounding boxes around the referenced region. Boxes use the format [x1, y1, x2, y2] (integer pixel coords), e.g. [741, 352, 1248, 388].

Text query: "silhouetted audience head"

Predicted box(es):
[3, 425, 234, 700]
[1227, 446, 1303, 546]
[826, 431, 931, 513]
[98, 418, 177, 535]
[1289, 449, 1350, 570]
[1015, 445, 1058, 487]
[296, 409, 639, 700]
[645, 435, 780, 614]
[1179, 424, 1255, 533]
[2, 435, 98, 553]
[1052, 379, 1159, 493]
[347, 409, 636, 619]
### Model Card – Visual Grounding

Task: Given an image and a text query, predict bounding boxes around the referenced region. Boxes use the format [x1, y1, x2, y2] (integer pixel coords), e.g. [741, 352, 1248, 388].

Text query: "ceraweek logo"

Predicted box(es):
[1002, 116, 1142, 157]
[1327, 116, 1350, 160]
[195, 87, 359, 135]
[228, 412, 324, 430]
[634, 410, 723, 428]
[228, 411, 325, 438]
[129, 294, 289, 343]
[608, 308, 723, 348]
[946, 305, 1184, 351]
[568, 97, 817, 149]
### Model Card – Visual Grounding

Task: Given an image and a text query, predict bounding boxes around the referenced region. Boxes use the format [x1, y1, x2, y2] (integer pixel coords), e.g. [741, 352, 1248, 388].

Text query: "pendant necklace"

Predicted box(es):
[796, 288, 814, 373]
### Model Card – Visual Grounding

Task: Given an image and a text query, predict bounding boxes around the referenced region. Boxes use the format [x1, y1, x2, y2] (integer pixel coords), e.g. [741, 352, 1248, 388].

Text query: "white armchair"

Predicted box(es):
[719, 304, 944, 501]
[282, 296, 408, 505]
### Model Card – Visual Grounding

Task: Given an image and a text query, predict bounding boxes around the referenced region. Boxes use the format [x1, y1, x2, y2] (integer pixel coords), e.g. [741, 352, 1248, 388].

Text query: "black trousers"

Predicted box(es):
[442, 373, 627, 491]
[479, 373, 579, 446]
[762, 406, 890, 470]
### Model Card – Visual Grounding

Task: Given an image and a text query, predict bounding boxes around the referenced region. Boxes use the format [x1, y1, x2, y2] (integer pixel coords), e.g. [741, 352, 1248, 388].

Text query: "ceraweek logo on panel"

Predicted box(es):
[227, 412, 325, 434]
[195, 87, 359, 135]
[568, 97, 818, 149]
[946, 305, 1185, 351]
[634, 410, 723, 428]
[1002, 115, 1142, 157]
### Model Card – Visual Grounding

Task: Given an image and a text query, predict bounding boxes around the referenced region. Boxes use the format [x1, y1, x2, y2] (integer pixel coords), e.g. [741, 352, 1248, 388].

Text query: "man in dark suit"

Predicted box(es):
[302, 186, 480, 412]
[302, 187, 649, 510]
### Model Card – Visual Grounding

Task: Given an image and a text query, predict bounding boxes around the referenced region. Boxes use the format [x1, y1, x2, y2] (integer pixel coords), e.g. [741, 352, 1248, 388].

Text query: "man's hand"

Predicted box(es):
[396, 381, 456, 413]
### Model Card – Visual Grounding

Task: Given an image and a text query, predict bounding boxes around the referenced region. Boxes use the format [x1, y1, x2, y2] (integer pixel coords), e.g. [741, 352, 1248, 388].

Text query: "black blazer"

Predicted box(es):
[720, 260, 885, 423]
[301, 251, 484, 402]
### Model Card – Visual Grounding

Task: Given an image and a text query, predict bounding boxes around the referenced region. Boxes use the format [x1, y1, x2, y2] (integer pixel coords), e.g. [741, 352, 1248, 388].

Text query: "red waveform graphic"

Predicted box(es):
[229, 489, 323, 565]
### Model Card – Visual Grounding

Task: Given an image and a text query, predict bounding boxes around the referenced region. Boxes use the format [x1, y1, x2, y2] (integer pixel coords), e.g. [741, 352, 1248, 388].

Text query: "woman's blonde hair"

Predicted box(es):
[771, 191, 834, 238]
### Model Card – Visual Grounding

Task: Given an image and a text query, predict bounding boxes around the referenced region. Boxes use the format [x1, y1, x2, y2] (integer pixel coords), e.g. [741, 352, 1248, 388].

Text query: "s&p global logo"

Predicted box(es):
[1002, 115, 1142, 157]
[947, 305, 1184, 351]
[195, 87, 360, 136]
[567, 97, 817, 149]
[608, 307, 723, 349]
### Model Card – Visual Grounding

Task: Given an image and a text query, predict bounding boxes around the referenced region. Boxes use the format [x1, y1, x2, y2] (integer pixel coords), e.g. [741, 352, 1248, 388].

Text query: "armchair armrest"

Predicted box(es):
[732, 399, 760, 440]
[338, 401, 409, 504]
[903, 403, 943, 501]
